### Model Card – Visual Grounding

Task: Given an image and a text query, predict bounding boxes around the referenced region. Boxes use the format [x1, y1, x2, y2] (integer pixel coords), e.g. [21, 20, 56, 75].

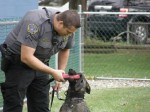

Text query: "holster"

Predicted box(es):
[1, 56, 11, 72]
[0, 44, 11, 72]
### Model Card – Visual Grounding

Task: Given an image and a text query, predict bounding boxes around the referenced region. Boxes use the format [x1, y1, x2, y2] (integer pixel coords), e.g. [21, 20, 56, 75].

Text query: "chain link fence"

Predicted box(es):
[80, 11, 150, 79]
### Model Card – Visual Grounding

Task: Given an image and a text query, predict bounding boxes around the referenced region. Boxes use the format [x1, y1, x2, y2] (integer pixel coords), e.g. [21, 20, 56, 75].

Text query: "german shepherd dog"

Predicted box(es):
[59, 69, 91, 112]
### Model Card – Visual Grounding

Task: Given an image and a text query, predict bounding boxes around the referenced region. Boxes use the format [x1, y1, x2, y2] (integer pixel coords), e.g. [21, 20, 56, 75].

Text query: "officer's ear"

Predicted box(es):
[58, 21, 63, 26]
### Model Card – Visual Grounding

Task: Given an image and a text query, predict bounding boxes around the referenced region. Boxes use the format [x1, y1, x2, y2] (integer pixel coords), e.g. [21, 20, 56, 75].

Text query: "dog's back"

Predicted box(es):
[59, 69, 91, 112]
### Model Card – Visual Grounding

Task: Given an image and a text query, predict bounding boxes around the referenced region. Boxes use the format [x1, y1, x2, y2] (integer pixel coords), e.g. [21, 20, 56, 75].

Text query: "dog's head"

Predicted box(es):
[67, 69, 91, 95]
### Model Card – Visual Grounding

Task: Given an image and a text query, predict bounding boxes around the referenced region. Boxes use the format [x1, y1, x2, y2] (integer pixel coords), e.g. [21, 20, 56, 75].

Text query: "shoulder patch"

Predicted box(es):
[27, 24, 38, 34]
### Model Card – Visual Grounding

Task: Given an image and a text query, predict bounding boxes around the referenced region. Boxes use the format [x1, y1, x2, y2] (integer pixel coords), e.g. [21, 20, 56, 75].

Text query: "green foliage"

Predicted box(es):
[84, 37, 128, 46]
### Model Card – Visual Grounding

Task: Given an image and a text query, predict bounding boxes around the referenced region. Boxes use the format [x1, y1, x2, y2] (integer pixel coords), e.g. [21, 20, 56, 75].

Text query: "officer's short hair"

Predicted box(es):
[57, 10, 80, 29]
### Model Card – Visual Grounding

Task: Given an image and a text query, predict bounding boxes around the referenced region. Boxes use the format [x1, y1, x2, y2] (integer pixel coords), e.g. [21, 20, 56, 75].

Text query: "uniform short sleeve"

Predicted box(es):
[64, 33, 75, 49]
[17, 17, 40, 48]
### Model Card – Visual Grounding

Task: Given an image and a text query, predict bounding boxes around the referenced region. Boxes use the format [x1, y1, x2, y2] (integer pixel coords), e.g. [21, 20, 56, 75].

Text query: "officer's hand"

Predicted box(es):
[52, 70, 65, 82]
[53, 81, 62, 91]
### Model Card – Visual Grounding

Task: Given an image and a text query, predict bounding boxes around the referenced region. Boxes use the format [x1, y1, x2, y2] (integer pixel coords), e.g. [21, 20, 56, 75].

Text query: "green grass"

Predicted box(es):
[23, 87, 150, 112]
[84, 51, 150, 78]
[86, 87, 150, 112]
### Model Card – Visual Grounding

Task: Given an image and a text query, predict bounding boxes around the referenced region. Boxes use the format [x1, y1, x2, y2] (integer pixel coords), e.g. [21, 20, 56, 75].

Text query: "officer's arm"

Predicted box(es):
[21, 44, 55, 72]
[58, 49, 70, 70]
[53, 49, 70, 91]
[21, 44, 64, 81]
[57, 34, 74, 70]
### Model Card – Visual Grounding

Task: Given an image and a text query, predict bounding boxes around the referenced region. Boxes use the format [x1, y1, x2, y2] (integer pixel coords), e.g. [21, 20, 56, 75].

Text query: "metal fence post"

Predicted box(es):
[78, 5, 83, 73]
[127, 22, 130, 44]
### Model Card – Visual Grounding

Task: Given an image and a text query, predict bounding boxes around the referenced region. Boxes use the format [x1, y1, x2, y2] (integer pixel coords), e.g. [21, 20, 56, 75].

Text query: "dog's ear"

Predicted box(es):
[75, 74, 91, 94]
[85, 80, 91, 94]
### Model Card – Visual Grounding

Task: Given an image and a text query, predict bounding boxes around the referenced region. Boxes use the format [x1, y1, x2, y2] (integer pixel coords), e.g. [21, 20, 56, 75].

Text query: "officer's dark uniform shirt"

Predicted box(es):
[4, 9, 74, 60]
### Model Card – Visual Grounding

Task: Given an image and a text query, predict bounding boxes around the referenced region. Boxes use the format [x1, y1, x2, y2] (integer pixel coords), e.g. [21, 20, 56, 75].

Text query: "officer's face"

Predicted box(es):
[55, 21, 76, 37]
[62, 26, 76, 37]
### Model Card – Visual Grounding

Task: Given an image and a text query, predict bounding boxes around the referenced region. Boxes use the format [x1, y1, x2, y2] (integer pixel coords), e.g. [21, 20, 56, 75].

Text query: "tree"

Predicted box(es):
[69, 0, 87, 11]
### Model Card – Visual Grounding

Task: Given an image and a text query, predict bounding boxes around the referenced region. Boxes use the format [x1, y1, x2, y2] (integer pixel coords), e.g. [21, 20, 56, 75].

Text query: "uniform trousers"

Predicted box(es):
[0, 63, 51, 112]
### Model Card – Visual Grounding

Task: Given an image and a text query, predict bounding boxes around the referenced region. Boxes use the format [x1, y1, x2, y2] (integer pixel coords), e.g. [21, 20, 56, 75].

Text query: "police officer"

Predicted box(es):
[0, 8, 80, 112]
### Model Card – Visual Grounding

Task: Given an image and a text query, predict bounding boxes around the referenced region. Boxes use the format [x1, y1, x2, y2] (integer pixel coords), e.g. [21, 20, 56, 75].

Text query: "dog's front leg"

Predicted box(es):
[59, 103, 72, 112]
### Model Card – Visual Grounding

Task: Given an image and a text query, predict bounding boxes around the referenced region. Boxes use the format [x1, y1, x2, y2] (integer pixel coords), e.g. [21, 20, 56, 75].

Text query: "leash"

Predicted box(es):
[49, 87, 65, 111]
[50, 88, 55, 111]
[45, 77, 54, 111]
[49, 73, 80, 111]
